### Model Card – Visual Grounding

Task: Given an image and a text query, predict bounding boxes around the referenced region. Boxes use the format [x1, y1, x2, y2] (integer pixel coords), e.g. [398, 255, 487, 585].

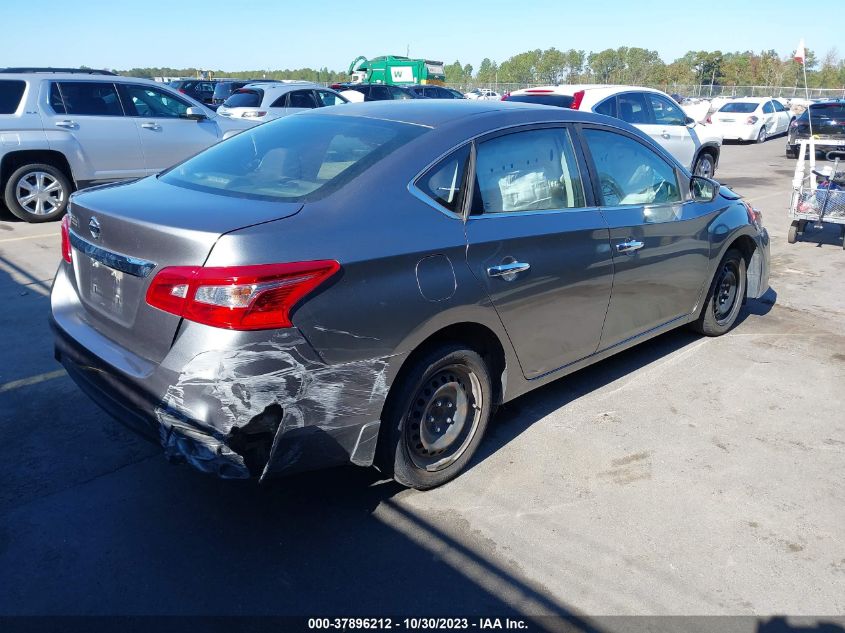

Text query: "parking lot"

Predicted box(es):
[0, 137, 843, 622]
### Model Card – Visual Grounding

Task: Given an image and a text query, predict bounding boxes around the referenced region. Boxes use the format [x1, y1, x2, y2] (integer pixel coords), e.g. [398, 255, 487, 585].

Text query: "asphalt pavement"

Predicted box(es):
[0, 137, 843, 625]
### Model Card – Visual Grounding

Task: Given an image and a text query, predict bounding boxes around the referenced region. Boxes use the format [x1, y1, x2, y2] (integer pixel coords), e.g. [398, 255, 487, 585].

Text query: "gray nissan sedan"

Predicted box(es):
[51, 100, 770, 489]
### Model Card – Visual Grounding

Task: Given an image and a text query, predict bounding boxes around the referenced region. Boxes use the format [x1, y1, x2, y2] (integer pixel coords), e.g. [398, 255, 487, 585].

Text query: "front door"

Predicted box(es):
[119, 83, 221, 174]
[642, 92, 697, 170]
[580, 127, 713, 350]
[464, 126, 614, 379]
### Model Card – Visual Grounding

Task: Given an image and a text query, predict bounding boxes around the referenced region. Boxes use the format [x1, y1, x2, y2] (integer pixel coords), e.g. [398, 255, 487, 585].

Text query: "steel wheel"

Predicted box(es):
[404, 364, 483, 472]
[713, 260, 740, 325]
[694, 154, 715, 178]
[15, 171, 66, 216]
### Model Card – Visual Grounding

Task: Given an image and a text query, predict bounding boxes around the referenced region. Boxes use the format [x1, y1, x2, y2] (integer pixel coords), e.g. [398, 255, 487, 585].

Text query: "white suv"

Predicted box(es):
[0, 68, 251, 222]
[216, 81, 349, 125]
[505, 85, 723, 178]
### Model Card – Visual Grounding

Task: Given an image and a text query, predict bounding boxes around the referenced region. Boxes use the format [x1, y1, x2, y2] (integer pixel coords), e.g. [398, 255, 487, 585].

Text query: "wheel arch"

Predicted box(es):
[0, 150, 76, 191]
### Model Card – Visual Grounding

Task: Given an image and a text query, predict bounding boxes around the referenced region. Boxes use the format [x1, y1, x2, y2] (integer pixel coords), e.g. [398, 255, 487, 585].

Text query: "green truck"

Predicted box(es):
[348, 55, 446, 86]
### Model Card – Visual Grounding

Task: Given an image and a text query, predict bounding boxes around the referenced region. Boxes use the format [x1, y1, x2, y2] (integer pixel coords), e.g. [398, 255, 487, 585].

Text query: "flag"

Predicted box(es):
[794, 39, 806, 64]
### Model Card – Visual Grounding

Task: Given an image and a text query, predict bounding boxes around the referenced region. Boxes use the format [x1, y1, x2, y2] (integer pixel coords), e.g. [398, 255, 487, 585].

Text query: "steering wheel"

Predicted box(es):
[599, 174, 624, 206]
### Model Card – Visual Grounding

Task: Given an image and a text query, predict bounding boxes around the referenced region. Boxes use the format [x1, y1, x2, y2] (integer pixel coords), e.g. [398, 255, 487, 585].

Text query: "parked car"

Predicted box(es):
[169, 79, 217, 105]
[211, 79, 281, 107]
[330, 83, 421, 101]
[0, 68, 251, 222]
[406, 85, 465, 99]
[505, 85, 723, 177]
[786, 100, 845, 159]
[51, 100, 769, 489]
[707, 97, 793, 143]
[216, 82, 348, 124]
[465, 88, 501, 100]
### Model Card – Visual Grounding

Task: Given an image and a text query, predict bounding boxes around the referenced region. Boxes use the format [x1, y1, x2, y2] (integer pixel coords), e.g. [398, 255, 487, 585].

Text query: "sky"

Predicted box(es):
[0, 0, 838, 72]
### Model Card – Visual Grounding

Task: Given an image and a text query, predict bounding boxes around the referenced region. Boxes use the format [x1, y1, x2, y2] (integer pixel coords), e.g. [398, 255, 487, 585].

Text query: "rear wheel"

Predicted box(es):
[3, 163, 71, 222]
[786, 145, 798, 159]
[691, 249, 747, 336]
[788, 220, 800, 244]
[379, 344, 493, 490]
[757, 126, 768, 144]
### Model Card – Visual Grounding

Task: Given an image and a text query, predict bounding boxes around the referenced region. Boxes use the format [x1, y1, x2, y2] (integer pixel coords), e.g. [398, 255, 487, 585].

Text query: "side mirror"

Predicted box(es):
[185, 106, 208, 121]
[690, 176, 718, 202]
[684, 116, 696, 126]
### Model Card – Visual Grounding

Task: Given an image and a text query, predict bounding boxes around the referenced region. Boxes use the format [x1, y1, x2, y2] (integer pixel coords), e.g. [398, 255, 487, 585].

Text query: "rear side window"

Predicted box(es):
[594, 97, 617, 118]
[506, 94, 575, 108]
[617, 93, 650, 124]
[473, 128, 586, 214]
[762, 101, 774, 114]
[583, 128, 681, 208]
[370, 86, 390, 101]
[416, 144, 471, 214]
[224, 89, 263, 108]
[0, 80, 26, 114]
[55, 82, 123, 116]
[388, 87, 413, 100]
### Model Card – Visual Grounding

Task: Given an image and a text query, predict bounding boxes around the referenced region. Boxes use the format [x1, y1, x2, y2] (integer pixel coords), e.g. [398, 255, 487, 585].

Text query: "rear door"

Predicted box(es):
[464, 125, 614, 378]
[580, 126, 712, 350]
[44, 81, 145, 181]
[119, 83, 221, 174]
[286, 89, 320, 115]
[762, 100, 777, 134]
[641, 92, 697, 169]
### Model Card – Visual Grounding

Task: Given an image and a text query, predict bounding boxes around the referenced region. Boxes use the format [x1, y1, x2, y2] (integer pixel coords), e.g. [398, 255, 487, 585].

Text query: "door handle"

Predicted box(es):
[487, 261, 530, 280]
[661, 130, 671, 139]
[141, 122, 161, 130]
[55, 120, 78, 129]
[616, 240, 644, 254]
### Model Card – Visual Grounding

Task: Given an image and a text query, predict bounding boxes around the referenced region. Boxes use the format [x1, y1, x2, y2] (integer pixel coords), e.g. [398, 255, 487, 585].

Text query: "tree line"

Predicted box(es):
[114, 46, 845, 89]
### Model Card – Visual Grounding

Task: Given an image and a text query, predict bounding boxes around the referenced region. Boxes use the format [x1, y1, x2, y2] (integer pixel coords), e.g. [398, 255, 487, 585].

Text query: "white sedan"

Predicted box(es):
[707, 97, 793, 143]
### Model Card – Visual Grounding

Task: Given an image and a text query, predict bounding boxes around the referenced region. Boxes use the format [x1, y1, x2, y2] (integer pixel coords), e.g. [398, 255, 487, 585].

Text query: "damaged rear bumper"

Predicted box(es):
[51, 316, 394, 481]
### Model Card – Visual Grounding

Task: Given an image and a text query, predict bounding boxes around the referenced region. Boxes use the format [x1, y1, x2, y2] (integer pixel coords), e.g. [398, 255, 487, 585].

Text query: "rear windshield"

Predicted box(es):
[161, 114, 428, 201]
[223, 89, 263, 108]
[719, 102, 758, 113]
[507, 94, 574, 108]
[805, 103, 845, 120]
[213, 82, 238, 98]
[0, 80, 26, 114]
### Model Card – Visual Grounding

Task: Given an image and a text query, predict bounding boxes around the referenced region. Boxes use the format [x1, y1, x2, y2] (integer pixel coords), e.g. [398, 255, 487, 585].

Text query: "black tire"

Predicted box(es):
[788, 221, 799, 244]
[3, 163, 71, 222]
[693, 151, 716, 178]
[691, 248, 747, 337]
[786, 145, 798, 159]
[756, 126, 768, 144]
[378, 344, 493, 490]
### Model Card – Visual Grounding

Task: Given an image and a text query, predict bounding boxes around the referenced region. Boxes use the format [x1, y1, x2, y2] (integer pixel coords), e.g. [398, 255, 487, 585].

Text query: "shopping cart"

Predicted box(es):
[788, 140, 845, 248]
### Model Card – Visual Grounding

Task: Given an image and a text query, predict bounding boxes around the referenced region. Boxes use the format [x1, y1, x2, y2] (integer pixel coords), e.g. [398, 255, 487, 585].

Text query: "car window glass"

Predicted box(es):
[370, 86, 390, 100]
[223, 89, 263, 108]
[762, 101, 774, 114]
[0, 80, 26, 114]
[594, 97, 616, 118]
[647, 94, 686, 126]
[719, 102, 757, 113]
[473, 128, 586, 214]
[389, 86, 413, 100]
[583, 128, 681, 207]
[616, 93, 650, 124]
[507, 94, 575, 108]
[48, 83, 67, 113]
[269, 93, 288, 108]
[57, 82, 123, 116]
[288, 90, 318, 109]
[773, 101, 786, 112]
[316, 91, 346, 107]
[124, 85, 191, 118]
[417, 144, 470, 214]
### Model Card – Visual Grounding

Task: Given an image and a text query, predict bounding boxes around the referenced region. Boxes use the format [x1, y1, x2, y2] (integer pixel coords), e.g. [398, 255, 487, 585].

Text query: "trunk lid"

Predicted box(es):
[67, 176, 303, 363]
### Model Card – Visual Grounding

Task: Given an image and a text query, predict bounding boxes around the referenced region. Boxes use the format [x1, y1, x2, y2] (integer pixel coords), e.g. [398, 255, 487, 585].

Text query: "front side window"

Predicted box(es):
[56, 82, 123, 116]
[161, 114, 427, 201]
[369, 86, 390, 101]
[124, 85, 191, 118]
[416, 145, 470, 214]
[389, 86, 413, 100]
[616, 92, 650, 124]
[647, 94, 686, 126]
[583, 128, 681, 207]
[288, 90, 318, 109]
[472, 127, 586, 214]
[316, 90, 346, 107]
[0, 80, 26, 114]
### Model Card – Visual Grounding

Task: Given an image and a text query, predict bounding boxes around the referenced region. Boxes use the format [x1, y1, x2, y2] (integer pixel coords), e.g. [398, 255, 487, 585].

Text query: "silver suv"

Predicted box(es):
[0, 68, 250, 222]
[216, 81, 348, 125]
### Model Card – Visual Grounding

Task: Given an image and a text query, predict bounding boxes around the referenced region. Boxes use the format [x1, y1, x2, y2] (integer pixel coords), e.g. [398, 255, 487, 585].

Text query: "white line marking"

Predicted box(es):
[0, 232, 60, 244]
[0, 369, 66, 394]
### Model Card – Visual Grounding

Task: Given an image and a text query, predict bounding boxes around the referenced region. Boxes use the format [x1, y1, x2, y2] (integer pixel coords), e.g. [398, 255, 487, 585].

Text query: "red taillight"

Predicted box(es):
[570, 90, 585, 110]
[746, 115, 759, 125]
[500, 94, 509, 101]
[60, 215, 72, 264]
[706, 115, 712, 124]
[145, 261, 340, 330]
[178, 88, 187, 94]
[744, 201, 762, 227]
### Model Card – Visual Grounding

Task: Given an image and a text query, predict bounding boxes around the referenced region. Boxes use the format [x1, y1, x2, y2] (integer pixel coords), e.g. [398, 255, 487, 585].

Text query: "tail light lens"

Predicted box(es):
[746, 116, 759, 125]
[60, 215, 72, 264]
[744, 201, 763, 228]
[706, 115, 712, 124]
[570, 90, 585, 110]
[146, 261, 340, 330]
[178, 88, 187, 94]
[500, 94, 509, 101]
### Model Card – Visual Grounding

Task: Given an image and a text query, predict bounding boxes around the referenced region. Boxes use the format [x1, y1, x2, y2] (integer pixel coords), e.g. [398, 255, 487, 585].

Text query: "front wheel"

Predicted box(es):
[3, 163, 71, 222]
[690, 248, 747, 336]
[693, 152, 716, 178]
[788, 220, 800, 244]
[379, 344, 493, 490]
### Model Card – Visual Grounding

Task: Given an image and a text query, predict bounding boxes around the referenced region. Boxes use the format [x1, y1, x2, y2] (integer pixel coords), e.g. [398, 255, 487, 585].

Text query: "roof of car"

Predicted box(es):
[241, 81, 322, 91]
[0, 72, 163, 86]
[512, 84, 666, 96]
